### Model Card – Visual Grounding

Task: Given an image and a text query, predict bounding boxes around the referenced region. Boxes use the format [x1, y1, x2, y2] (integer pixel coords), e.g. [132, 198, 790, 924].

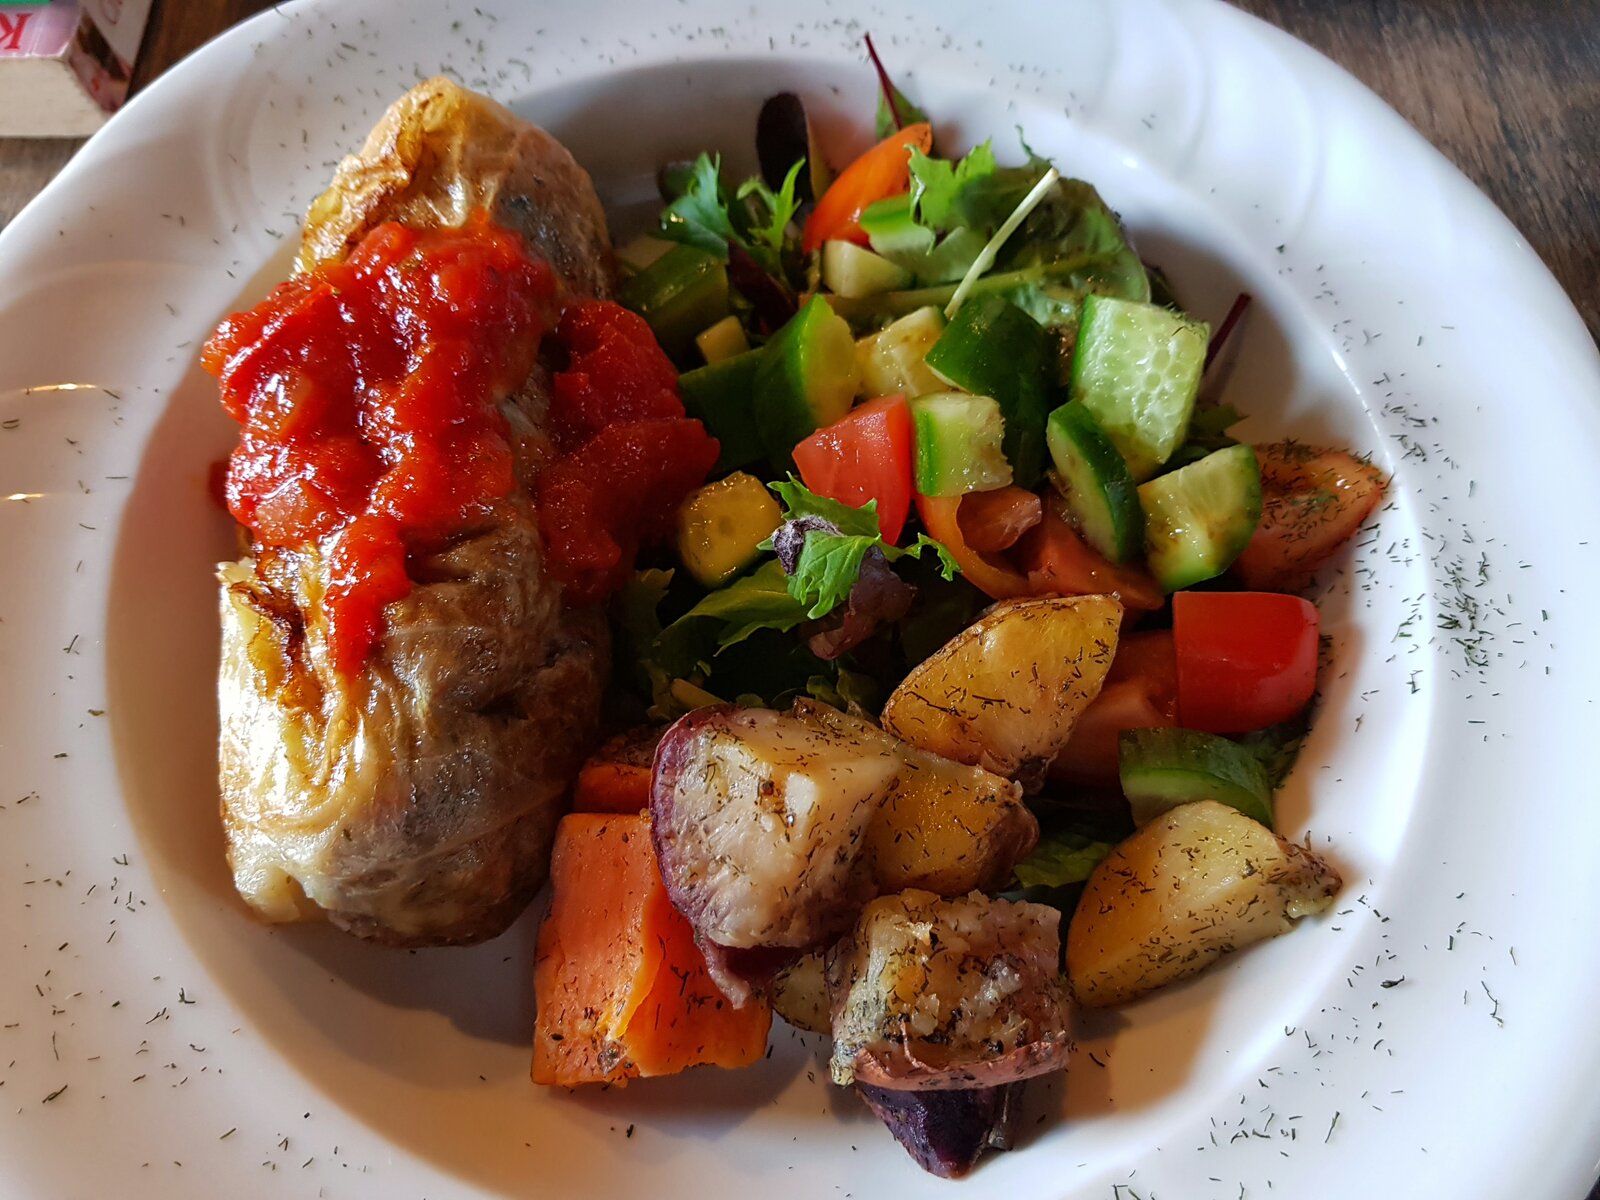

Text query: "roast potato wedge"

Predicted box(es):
[1066, 800, 1342, 1007]
[794, 699, 1037, 896]
[771, 951, 831, 1034]
[827, 890, 1072, 1090]
[650, 705, 901, 953]
[881, 594, 1122, 789]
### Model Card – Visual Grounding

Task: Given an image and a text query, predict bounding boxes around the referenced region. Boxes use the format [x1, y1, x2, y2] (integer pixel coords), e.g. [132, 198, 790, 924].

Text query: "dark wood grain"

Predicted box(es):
[1230, 0, 1599, 339]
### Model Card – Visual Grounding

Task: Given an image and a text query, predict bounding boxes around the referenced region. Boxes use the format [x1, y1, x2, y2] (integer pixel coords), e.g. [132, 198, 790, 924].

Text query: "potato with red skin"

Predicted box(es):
[650, 704, 1036, 1005]
[650, 705, 900, 955]
[827, 890, 1072, 1091]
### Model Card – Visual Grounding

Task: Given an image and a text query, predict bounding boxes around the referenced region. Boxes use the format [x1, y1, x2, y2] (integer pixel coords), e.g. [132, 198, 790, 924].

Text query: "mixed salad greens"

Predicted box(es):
[532, 44, 1391, 1178]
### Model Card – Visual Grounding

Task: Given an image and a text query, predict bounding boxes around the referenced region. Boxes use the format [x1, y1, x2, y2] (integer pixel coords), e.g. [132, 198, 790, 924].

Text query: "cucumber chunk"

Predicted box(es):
[617, 243, 730, 361]
[909, 392, 1013, 497]
[679, 349, 765, 474]
[923, 294, 1052, 488]
[1137, 444, 1262, 592]
[755, 295, 861, 459]
[695, 315, 749, 364]
[1118, 727, 1274, 828]
[1046, 401, 1145, 563]
[1070, 294, 1209, 481]
[822, 240, 914, 299]
[675, 471, 783, 588]
[861, 194, 936, 259]
[854, 306, 946, 399]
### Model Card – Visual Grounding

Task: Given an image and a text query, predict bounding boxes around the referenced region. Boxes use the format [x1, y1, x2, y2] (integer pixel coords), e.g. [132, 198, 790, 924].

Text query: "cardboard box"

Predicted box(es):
[0, 0, 156, 136]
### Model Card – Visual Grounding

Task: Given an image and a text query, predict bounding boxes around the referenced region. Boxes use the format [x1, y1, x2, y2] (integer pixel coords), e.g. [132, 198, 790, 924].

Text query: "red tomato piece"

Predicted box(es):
[1232, 443, 1388, 592]
[1013, 500, 1165, 612]
[914, 493, 1033, 600]
[801, 123, 934, 254]
[1051, 631, 1178, 787]
[793, 394, 913, 542]
[1172, 591, 1319, 733]
[955, 486, 1043, 553]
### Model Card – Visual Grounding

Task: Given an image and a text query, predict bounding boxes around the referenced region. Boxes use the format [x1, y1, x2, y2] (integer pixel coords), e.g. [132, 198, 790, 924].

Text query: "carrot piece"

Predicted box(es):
[532, 814, 661, 1086]
[532, 813, 772, 1088]
[572, 762, 652, 814]
[627, 886, 772, 1075]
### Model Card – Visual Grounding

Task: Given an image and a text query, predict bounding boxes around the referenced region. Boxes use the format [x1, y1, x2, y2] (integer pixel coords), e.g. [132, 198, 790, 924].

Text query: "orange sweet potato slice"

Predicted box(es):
[532, 812, 770, 1087]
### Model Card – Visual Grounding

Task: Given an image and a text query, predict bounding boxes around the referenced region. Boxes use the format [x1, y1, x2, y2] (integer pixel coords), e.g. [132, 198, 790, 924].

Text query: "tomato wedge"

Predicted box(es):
[914, 493, 1032, 599]
[1051, 631, 1178, 787]
[802, 123, 933, 254]
[1013, 500, 1164, 612]
[956, 486, 1043, 553]
[793, 394, 914, 542]
[1172, 591, 1319, 733]
[1232, 443, 1387, 592]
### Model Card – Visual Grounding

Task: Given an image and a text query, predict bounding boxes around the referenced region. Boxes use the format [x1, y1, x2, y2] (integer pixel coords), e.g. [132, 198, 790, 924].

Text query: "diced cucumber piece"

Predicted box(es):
[617, 244, 730, 361]
[910, 392, 1013, 497]
[854, 306, 947, 399]
[679, 350, 765, 474]
[861, 194, 936, 259]
[755, 295, 861, 459]
[923, 294, 1052, 488]
[616, 234, 674, 274]
[1046, 402, 1145, 563]
[822, 240, 914, 299]
[1137, 444, 1262, 592]
[1070, 294, 1209, 481]
[675, 471, 783, 588]
[695, 315, 749, 364]
[1119, 727, 1274, 828]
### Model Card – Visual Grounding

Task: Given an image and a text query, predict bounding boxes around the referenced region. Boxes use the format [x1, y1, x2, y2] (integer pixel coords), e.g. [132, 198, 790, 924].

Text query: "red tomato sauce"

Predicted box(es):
[538, 301, 719, 606]
[202, 214, 558, 676]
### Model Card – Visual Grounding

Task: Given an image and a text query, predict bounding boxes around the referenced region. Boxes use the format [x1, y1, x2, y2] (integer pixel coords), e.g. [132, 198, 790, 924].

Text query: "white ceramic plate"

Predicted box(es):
[3, 1, 1598, 1196]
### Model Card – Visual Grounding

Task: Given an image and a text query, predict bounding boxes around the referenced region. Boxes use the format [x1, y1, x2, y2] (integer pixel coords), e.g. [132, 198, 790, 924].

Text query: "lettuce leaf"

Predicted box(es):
[672, 559, 810, 649]
[736, 159, 804, 266]
[1012, 828, 1116, 889]
[660, 152, 805, 279]
[661, 153, 740, 258]
[767, 479, 959, 619]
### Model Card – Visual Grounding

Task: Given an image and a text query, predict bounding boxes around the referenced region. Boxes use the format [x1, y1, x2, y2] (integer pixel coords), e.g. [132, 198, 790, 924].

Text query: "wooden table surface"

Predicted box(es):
[1, 2, 1597, 1195]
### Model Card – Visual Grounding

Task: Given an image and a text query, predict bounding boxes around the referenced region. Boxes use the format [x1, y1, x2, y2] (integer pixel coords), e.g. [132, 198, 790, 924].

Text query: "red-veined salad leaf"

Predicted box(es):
[766, 479, 958, 620]
[866, 33, 930, 139]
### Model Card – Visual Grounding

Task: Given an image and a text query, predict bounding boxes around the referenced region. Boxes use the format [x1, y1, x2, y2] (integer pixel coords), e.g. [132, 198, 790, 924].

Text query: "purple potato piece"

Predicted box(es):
[828, 890, 1073, 1089]
[650, 705, 901, 961]
[696, 939, 801, 1009]
[856, 1081, 1024, 1179]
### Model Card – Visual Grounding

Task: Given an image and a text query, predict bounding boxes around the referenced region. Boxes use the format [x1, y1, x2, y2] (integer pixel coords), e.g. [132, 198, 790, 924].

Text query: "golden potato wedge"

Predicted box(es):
[881, 595, 1123, 789]
[1066, 800, 1341, 1008]
[793, 699, 1038, 896]
[771, 951, 831, 1034]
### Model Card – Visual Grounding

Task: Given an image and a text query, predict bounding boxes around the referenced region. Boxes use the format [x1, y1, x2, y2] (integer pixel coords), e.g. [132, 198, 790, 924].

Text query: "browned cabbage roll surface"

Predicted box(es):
[218, 78, 613, 946]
